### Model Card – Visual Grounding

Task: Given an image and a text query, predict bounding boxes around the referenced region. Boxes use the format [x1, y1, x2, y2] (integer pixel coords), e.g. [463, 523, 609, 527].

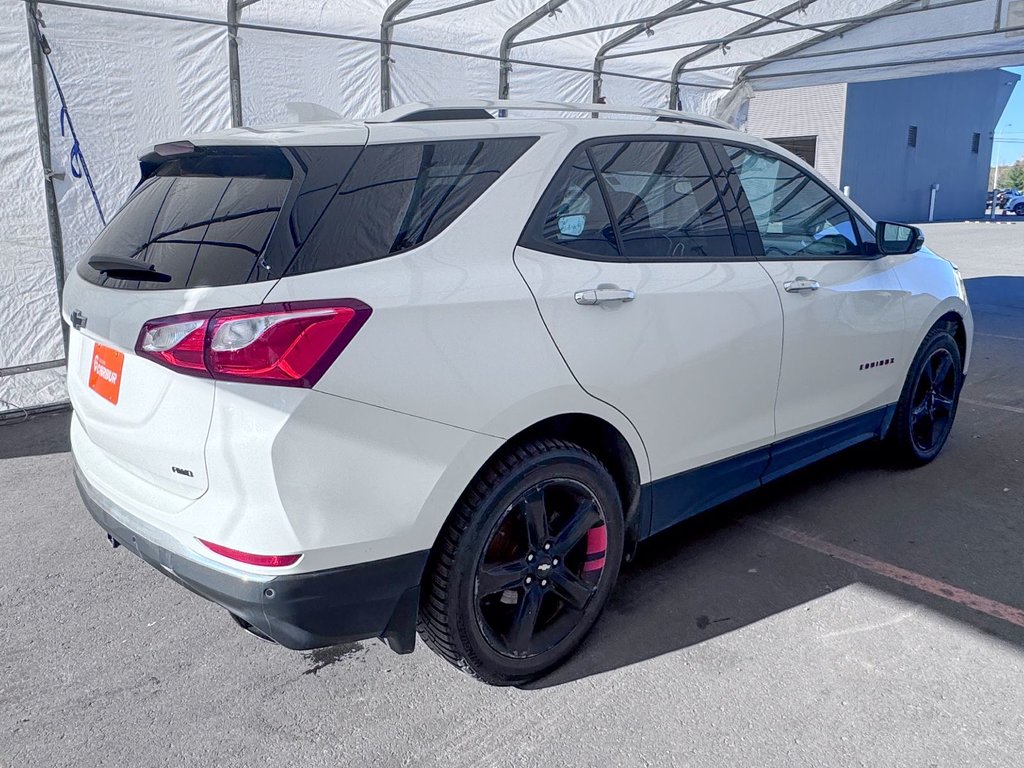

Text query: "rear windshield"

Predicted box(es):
[79, 137, 537, 290]
[79, 148, 297, 291]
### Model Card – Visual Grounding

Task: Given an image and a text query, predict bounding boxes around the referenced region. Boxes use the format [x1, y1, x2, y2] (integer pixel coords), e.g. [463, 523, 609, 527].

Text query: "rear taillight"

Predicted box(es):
[198, 539, 301, 568]
[138, 317, 207, 372]
[136, 300, 370, 387]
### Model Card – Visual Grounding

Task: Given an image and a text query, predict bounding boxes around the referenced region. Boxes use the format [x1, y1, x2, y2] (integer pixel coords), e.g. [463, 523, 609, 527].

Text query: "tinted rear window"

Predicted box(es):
[80, 138, 535, 290]
[79, 147, 298, 291]
[286, 137, 537, 275]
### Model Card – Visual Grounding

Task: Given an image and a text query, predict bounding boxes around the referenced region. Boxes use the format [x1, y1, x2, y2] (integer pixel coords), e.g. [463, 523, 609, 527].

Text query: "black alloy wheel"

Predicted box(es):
[887, 326, 963, 466]
[908, 347, 958, 454]
[418, 439, 624, 685]
[474, 479, 608, 659]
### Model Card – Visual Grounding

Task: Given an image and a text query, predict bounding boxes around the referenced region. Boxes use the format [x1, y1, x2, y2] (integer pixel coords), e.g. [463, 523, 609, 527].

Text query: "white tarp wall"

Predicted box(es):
[1, 1, 67, 413]
[2, 0, 1023, 414]
[1, 0, 231, 414]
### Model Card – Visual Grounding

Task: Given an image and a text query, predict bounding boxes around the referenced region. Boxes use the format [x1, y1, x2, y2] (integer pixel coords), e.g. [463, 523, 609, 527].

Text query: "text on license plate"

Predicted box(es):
[88, 343, 124, 405]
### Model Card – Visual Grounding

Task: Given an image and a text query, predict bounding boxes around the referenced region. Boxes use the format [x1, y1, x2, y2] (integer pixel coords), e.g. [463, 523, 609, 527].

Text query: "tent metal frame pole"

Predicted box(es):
[388, 0, 501, 26]
[381, 0, 497, 110]
[26, 1, 726, 93]
[0, 358, 68, 378]
[670, 0, 817, 108]
[227, 0, 243, 126]
[744, 46, 1024, 81]
[592, 1, 698, 105]
[381, 0, 414, 111]
[738, 0, 920, 81]
[672, 23, 1024, 75]
[499, 1, 571, 102]
[604, 0, 985, 61]
[226, 0, 260, 126]
[514, 0, 770, 47]
[516, 0, 772, 48]
[709, 0, 831, 34]
[24, 0, 68, 352]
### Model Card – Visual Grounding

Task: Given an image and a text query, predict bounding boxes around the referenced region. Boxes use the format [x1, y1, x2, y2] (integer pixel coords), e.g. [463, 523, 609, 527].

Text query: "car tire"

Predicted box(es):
[418, 438, 624, 686]
[886, 326, 963, 466]
[1015, 203, 1024, 215]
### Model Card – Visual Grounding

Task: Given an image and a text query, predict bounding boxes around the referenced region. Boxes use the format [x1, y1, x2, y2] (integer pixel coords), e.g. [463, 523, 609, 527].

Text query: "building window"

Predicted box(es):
[766, 135, 817, 167]
[907, 125, 918, 148]
[972, 133, 981, 153]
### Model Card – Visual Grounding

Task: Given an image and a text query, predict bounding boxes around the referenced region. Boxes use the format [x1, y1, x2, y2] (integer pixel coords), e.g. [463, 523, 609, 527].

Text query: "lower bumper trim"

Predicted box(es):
[74, 463, 428, 652]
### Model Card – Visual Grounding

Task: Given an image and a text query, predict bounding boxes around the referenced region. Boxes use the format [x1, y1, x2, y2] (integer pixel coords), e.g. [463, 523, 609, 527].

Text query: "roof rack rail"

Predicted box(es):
[368, 99, 732, 130]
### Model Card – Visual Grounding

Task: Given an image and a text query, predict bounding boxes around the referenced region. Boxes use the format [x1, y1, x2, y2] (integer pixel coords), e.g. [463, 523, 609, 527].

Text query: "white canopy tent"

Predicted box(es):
[2, 0, 1022, 415]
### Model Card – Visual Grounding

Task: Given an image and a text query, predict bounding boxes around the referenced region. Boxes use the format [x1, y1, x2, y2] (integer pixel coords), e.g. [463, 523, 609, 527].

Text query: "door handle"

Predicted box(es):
[783, 277, 820, 293]
[574, 287, 636, 306]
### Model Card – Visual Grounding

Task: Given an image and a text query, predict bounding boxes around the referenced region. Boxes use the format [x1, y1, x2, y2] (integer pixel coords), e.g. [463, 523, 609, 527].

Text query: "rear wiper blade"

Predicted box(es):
[87, 256, 172, 283]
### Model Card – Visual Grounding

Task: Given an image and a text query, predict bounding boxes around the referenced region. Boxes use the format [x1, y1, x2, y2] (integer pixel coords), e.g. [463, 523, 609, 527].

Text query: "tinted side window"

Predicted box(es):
[287, 137, 537, 275]
[725, 145, 861, 259]
[260, 145, 363, 278]
[520, 148, 620, 261]
[590, 140, 735, 261]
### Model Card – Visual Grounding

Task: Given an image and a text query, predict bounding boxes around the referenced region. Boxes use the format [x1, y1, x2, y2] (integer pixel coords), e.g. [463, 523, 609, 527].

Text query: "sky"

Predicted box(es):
[993, 66, 1024, 168]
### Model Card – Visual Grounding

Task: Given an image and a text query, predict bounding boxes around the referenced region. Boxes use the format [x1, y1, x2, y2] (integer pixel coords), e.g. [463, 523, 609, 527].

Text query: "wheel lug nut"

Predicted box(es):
[552, 558, 559, 566]
[525, 576, 533, 585]
[540, 579, 548, 587]
[543, 543, 551, 551]
[526, 554, 534, 562]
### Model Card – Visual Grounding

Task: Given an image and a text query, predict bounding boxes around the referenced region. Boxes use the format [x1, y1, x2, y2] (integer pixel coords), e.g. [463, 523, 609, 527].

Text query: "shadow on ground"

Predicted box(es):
[531, 275, 1024, 687]
[0, 409, 71, 460]
[3, 279, 1021, 690]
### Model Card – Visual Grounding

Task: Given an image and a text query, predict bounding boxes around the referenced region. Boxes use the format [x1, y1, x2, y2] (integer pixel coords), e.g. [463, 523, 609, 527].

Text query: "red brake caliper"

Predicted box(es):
[582, 523, 607, 583]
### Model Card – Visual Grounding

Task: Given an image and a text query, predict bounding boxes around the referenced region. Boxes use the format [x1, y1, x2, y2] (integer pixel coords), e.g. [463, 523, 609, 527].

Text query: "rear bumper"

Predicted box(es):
[75, 463, 428, 653]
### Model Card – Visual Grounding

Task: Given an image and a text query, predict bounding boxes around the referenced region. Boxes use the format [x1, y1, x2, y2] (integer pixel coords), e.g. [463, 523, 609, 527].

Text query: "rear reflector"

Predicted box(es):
[198, 539, 301, 568]
[136, 299, 371, 387]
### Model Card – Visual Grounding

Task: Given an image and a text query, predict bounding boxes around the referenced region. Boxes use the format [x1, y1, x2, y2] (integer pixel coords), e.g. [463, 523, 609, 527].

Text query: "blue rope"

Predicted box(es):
[30, 12, 106, 226]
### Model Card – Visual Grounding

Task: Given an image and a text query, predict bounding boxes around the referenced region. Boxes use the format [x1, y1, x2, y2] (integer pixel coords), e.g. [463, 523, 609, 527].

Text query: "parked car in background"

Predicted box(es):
[1002, 191, 1024, 214]
[65, 100, 972, 685]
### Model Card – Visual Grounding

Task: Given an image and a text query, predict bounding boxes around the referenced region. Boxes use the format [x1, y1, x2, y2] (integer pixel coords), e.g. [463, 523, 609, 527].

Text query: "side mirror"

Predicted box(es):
[876, 221, 924, 255]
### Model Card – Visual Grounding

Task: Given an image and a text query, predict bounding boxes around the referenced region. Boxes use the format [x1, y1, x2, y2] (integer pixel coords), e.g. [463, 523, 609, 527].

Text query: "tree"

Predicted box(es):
[1002, 162, 1024, 191]
[993, 155, 1024, 190]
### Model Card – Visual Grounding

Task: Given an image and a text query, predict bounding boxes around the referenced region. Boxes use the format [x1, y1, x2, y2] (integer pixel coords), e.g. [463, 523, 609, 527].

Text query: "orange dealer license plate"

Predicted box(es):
[88, 343, 124, 405]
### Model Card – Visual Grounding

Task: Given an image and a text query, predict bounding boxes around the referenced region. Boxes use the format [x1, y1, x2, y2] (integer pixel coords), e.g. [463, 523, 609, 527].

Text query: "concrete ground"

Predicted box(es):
[1, 221, 1022, 767]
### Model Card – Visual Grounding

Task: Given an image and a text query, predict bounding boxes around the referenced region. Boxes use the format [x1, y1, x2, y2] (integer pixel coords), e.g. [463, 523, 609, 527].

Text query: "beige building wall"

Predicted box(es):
[743, 83, 848, 186]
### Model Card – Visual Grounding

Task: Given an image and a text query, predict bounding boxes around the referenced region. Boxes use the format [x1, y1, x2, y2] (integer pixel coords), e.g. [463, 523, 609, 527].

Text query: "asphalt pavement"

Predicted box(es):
[1, 221, 1022, 767]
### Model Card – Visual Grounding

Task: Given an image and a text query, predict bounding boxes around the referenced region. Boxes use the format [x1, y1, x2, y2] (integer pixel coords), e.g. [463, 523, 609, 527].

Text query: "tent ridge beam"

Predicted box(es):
[386, 0, 501, 28]
[670, 0, 817, 109]
[706, 0, 831, 35]
[605, 0, 986, 61]
[745, 46, 1024, 81]
[677, 22, 1024, 75]
[514, 0, 770, 48]
[24, 0, 719, 89]
[739, 0, 920, 80]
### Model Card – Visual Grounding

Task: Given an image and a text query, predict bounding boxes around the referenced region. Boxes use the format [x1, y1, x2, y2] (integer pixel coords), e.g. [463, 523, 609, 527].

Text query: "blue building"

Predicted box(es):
[743, 69, 1019, 222]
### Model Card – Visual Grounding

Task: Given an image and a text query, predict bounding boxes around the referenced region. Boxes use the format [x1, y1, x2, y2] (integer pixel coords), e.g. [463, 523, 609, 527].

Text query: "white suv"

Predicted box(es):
[66, 100, 972, 685]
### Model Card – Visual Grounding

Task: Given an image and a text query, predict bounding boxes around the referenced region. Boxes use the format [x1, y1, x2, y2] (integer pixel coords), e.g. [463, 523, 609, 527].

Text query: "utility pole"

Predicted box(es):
[991, 122, 1012, 219]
